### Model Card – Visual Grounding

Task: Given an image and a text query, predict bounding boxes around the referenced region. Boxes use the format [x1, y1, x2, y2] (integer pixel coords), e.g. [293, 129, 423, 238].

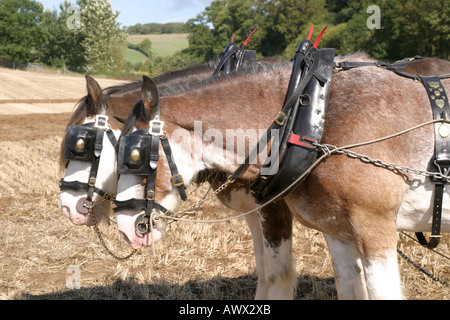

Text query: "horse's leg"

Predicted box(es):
[213, 184, 270, 299]
[361, 247, 402, 300]
[350, 213, 403, 300]
[324, 234, 369, 300]
[244, 212, 267, 299]
[258, 200, 296, 300]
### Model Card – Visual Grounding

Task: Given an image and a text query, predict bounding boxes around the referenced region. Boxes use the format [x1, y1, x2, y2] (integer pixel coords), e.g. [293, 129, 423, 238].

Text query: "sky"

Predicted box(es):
[38, 0, 214, 27]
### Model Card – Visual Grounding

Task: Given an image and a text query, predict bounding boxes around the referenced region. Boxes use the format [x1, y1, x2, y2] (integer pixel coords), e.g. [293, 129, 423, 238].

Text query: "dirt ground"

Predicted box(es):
[0, 68, 448, 300]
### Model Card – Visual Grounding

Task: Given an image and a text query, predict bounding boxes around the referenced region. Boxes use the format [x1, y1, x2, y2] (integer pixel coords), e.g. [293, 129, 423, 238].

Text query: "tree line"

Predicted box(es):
[127, 22, 187, 35]
[186, 0, 449, 62]
[0, 0, 126, 74]
[0, 0, 448, 76]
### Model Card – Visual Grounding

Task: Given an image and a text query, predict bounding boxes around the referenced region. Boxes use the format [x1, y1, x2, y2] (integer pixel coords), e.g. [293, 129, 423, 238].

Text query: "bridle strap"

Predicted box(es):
[59, 180, 114, 201]
[161, 136, 187, 201]
[87, 127, 105, 201]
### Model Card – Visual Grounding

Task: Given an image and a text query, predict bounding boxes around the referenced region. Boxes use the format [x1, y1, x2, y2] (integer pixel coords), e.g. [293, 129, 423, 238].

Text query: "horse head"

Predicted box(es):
[114, 77, 196, 249]
[59, 75, 127, 226]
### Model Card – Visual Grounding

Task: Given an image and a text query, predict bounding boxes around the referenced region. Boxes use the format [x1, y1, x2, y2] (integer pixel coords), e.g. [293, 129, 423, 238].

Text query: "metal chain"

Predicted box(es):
[397, 232, 449, 287]
[313, 142, 450, 183]
[397, 249, 449, 287]
[172, 176, 236, 216]
[88, 205, 138, 261]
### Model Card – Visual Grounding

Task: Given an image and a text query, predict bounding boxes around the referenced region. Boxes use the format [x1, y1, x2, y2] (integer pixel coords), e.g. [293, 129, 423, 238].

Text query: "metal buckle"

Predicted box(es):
[88, 177, 96, 187]
[103, 192, 115, 201]
[147, 190, 155, 201]
[171, 174, 185, 188]
[274, 112, 287, 126]
[94, 115, 109, 130]
[164, 209, 174, 217]
[149, 120, 165, 136]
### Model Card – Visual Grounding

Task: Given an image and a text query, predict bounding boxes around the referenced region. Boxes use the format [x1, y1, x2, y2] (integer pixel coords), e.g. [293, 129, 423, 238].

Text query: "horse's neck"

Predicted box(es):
[163, 66, 291, 179]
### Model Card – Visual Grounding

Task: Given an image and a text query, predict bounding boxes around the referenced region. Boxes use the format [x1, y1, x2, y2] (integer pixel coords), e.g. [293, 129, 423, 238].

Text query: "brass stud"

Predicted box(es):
[75, 139, 85, 150]
[439, 125, 449, 138]
[130, 149, 140, 162]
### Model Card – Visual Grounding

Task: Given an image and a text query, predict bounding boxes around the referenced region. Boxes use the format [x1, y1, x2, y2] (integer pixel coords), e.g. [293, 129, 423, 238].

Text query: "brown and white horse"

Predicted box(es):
[59, 64, 215, 226]
[114, 53, 450, 300]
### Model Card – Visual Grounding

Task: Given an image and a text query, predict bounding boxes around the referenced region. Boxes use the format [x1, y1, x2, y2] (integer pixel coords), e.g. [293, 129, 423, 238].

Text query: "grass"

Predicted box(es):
[127, 34, 189, 58]
[125, 48, 149, 65]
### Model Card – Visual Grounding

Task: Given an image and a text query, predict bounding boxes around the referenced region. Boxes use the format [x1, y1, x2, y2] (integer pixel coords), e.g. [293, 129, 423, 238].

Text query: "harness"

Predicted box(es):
[213, 28, 259, 77]
[112, 104, 187, 235]
[418, 76, 450, 248]
[60, 110, 117, 204]
[333, 61, 450, 249]
[250, 41, 335, 202]
[111, 30, 260, 235]
[108, 26, 449, 248]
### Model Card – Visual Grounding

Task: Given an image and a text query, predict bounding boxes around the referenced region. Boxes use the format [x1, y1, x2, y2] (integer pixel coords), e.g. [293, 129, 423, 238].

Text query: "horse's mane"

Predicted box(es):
[120, 61, 292, 140]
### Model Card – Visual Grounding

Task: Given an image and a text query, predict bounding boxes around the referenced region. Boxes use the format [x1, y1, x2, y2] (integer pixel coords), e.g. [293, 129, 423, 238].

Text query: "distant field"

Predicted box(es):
[127, 33, 189, 58]
[125, 48, 148, 64]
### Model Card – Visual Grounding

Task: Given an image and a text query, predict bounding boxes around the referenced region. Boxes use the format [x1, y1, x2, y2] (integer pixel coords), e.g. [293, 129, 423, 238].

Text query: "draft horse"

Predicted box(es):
[114, 53, 450, 300]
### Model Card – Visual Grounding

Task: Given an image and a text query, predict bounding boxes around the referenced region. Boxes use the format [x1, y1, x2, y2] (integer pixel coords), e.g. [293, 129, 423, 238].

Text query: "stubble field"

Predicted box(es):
[0, 67, 448, 300]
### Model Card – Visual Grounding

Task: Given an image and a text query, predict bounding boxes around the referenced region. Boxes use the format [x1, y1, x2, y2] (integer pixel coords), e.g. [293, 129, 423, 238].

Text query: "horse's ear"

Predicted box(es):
[141, 75, 159, 111]
[85, 75, 102, 113]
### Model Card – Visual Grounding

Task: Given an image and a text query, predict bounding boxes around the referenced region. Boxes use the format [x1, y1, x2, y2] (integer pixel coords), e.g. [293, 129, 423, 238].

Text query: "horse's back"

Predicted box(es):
[286, 67, 449, 238]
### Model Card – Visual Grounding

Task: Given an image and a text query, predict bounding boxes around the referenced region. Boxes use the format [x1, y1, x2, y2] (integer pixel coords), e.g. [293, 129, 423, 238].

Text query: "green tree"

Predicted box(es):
[257, 0, 327, 58]
[77, 0, 127, 74]
[321, 0, 449, 60]
[0, 0, 45, 64]
[186, 0, 261, 61]
[39, 1, 84, 70]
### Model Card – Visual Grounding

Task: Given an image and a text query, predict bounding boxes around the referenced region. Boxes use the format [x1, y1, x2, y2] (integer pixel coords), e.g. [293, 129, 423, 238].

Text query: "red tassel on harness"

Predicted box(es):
[313, 26, 328, 49]
[244, 27, 258, 47]
[307, 24, 314, 41]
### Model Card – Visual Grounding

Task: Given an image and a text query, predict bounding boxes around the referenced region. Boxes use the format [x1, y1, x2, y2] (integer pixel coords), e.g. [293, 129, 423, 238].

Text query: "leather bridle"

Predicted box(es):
[112, 102, 187, 235]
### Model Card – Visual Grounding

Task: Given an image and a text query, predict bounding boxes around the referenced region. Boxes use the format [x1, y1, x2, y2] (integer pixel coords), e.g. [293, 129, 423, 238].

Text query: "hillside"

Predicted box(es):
[127, 33, 189, 58]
